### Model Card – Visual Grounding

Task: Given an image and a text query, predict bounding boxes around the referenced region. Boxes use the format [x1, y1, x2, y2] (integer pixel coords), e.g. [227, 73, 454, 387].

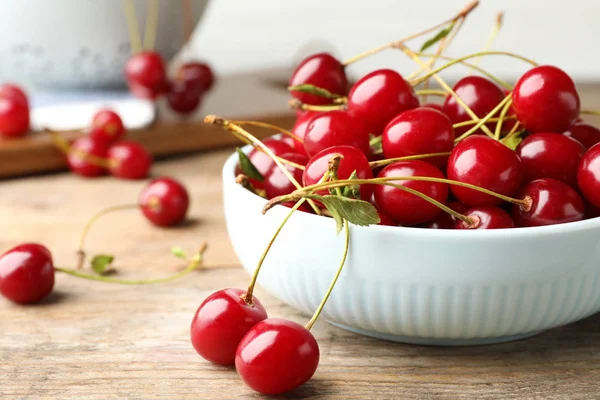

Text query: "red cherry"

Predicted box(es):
[124, 51, 167, 100]
[376, 207, 397, 226]
[564, 122, 600, 149]
[447, 136, 523, 206]
[291, 111, 318, 154]
[382, 107, 454, 167]
[0, 96, 29, 137]
[139, 177, 189, 226]
[577, 143, 600, 208]
[456, 206, 515, 229]
[90, 109, 125, 144]
[512, 65, 580, 133]
[442, 76, 505, 136]
[374, 160, 448, 226]
[516, 132, 585, 187]
[0, 83, 28, 106]
[234, 139, 296, 189]
[166, 80, 203, 114]
[176, 61, 215, 92]
[348, 69, 419, 136]
[289, 53, 348, 105]
[585, 201, 600, 219]
[0, 243, 55, 304]
[67, 136, 109, 177]
[108, 141, 152, 180]
[303, 110, 371, 157]
[235, 318, 319, 395]
[513, 178, 584, 227]
[421, 201, 468, 229]
[303, 145, 373, 200]
[191, 288, 267, 365]
[264, 153, 308, 200]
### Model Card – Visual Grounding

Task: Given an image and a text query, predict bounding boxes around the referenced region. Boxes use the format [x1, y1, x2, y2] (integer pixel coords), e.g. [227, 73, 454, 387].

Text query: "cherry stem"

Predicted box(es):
[368, 152, 451, 169]
[454, 94, 512, 142]
[581, 109, 600, 116]
[288, 99, 344, 112]
[143, 0, 159, 51]
[230, 120, 303, 143]
[49, 130, 117, 169]
[502, 121, 522, 142]
[205, 115, 320, 214]
[242, 198, 307, 307]
[236, 174, 266, 198]
[494, 96, 513, 140]
[468, 11, 504, 74]
[415, 89, 448, 97]
[77, 204, 139, 268]
[56, 243, 207, 285]
[123, 0, 142, 54]
[453, 116, 515, 129]
[341, 0, 479, 66]
[305, 219, 350, 330]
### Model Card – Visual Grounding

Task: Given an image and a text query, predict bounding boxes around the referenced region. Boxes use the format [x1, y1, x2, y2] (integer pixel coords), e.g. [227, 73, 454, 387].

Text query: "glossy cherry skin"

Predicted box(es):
[303, 145, 373, 201]
[139, 177, 189, 226]
[304, 110, 371, 157]
[291, 111, 318, 154]
[0, 96, 29, 137]
[421, 201, 468, 229]
[456, 206, 515, 229]
[577, 143, 600, 208]
[289, 53, 348, 105]
[166, 80, 203, 114]
[512, 65, 580, 133]
[382, 107, 454, 167]
[374, 160, 448, 226]
[125, 51, 167, 100]
[108, 141, 152, 180]
[90, 109, 125, 144]
[376, 207, 397, 226]
[442, 76, 505, 136]
[516, 133, 585, 188]
[235, 318, 319, 395]
[564, 122, 600, 149]
[513, 178, 584, 227]
[0, 243, 55, 304]
[234, 139, 296, 189]
[191, 288, 267, 365]
[176, 61, 215, 92]
[447, 136, 523, 206]
[348, 69, 419, 136]
[0, 83, 28, 106]
[264, 153, 308, 200]
[67, 136, 109, 177]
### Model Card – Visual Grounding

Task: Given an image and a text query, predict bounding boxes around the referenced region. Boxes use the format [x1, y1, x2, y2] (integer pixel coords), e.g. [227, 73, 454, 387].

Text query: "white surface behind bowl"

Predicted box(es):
[223, 150, 600, 345]
[0, 0, 208, 90]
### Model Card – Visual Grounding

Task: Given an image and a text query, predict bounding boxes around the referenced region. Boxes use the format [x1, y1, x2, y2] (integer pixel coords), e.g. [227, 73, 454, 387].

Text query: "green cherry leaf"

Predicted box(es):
[287, 84, 341, 99]
[90, 254, 115, 276]
[307, 194, 380, 234]
[420, 22, 455, 52]
[170, 246, 187, 260]
[236, 148, 264, 182]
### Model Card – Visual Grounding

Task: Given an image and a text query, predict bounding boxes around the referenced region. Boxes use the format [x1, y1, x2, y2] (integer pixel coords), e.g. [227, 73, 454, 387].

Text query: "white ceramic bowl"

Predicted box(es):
[223, 150, 600, 345]
[0, 0, 209, 89]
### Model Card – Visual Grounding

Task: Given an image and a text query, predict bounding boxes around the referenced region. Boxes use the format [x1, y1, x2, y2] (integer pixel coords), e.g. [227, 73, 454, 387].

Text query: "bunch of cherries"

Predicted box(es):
[0, 83, 30, 138]
[125, 51, 215, 114]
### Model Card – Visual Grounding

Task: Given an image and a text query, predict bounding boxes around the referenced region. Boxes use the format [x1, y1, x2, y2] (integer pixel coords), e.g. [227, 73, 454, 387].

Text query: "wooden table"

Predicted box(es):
[2, 151, 600, 399]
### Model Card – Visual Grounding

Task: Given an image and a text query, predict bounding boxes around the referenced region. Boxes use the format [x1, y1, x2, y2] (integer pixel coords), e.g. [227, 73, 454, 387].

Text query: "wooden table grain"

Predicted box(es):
[2, 149, 600, 400]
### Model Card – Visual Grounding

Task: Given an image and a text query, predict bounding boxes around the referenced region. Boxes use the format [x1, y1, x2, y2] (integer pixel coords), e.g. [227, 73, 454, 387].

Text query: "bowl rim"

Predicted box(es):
[223, 148, 600, 239]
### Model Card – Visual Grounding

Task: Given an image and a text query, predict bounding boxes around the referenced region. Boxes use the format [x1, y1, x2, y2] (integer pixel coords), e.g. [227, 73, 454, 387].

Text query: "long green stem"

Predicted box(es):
[468, 11, 504, 74]
[369, 152, 451, 169]
[494, 96, 513, 140]
[415, 89, 448, 97]
[454, 94, 512, 142]
[453, 116, 515, 129]
[581, 109, 600, 116]
[230, 120, 303, 143]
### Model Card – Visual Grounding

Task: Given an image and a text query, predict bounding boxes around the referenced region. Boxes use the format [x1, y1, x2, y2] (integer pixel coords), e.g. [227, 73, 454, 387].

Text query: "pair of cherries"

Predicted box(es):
[125, 51, 215, 115]
[0, 176, 190, 305]
[0, 83, 30, 138]
[66, 109, 153, 180]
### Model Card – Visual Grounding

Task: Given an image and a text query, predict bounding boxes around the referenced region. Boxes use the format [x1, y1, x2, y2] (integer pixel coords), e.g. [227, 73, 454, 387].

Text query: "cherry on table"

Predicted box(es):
[347, 69, 419, 136]
[456, 205, 515, 229]
[382, 107, 454, 167]
[303, 110, 371, 157]
[90, 109, 125, 144]
[513, 178, 584, 227]
[176, 61, 215, 92]
[166, 80, 203, 115]
[191, 288, 267, 365]
[235, 318, 319, 395]
[125, 51, 167, 100]
[303, 145, 373, 200]
[67, 136, 109, 177]
[289, 53, 348, 105]
[447, 135, 523, 206]
[374, 160, 448, 226]
[234, 139, 296, 189]
[512, 65, 580, 133]
[264, 152, 308, 200]
[139, 177, 190, 226]
[0, 83, 29, 106]
[108, 140, 153, 180]
[564, 122, 600, 149]
[0, 243, 55, 304]
[442, 76, 505, 136]
[577, 143, 600, 208]
[0, 96, 29, 138]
